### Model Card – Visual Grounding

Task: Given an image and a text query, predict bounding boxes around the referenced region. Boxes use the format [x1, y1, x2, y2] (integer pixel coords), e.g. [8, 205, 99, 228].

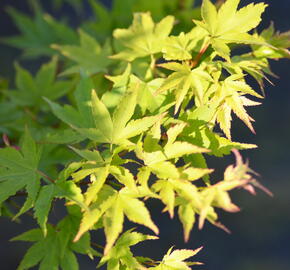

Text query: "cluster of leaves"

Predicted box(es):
[0, 0, 289, 269]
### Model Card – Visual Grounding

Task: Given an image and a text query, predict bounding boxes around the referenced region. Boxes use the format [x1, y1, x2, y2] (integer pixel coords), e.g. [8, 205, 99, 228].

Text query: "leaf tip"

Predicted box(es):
[153, 226, 159, 235]
[73, 231, 83, 243]
[184, 232, 190, 243]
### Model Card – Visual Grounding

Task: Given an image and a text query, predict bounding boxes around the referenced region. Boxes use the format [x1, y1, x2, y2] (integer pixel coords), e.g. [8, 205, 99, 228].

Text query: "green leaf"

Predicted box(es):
[11, 229, 43, 243]
[194, 0, 268, 60]
[78, 185, 158, 255]
[158, 63, 213, 113]
[60, 250, 78, 270]
[69, 146, 104, 164]
[215, 0, 240, 36]
[46, 77, 115, 143]
[45, 98, 83, 128]
[120, 193, 159, 234]
[178, 203, 195, 242]
[102, 64, 131, 110]
[166, 123, 187, 146]
[74, 185, 116, 241]
[201, 0, 218, 35]
[162, 31, 205, 61]
[165, 141, 210, 159]
[136, 121, 209, 167]
[17, 241, 46, 270]
[115, 114, 164, 143]
[221, 2, 267, 35]
[103, 195, 125, 254]
[112, 13, 174, 61]
[54, 181, 85, 209]
[152, 162, 212, 223]
[252, 22, 290, 59]
[150, 161, 180, 179]
[198, 188, 217, 229]
[153, 179, 175, 218]
[109, 166, 137, 192]
[99, 230, 157, 270]
[112, 89, 138, 138]
[52, 30, 112, 75]
[137, 78, 167, 114]
[0, 129, 41, 214]
[210, 75, 263, 139]
[3, 7, 78, 58]
[34, 185, 55, 236]
[3, 2, 286, 269]
[9, 59, 74, 109]
[211, 39, 231, 61]
[41, 129, 85, 144]
[84, 166, 109, 206]
[81, 0, 112, 42]
[91, 90, 113, 143]
[210, 0, 267, 36]
[152, 247, 203, 270]
[13, 216, 95, 270]
[181, 167, 213, 181]
[214, 188, 240, 213]
[74, 77, 96, 128]
[172, 180, 202, 209]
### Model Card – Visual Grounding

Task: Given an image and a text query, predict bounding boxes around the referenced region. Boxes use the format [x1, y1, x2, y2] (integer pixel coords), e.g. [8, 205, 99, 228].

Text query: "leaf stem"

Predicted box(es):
[37, 170, 55, 184]
[91, 242, 104, 250]
[191, 42, 210, 68]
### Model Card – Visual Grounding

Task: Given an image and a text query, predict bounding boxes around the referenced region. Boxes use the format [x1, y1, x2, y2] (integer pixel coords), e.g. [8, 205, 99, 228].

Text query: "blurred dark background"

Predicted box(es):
[0, 0, 289, 269]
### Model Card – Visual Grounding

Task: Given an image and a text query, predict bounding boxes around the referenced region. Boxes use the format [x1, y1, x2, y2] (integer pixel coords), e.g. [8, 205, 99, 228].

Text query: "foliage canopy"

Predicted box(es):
[0, 0, 289, 269]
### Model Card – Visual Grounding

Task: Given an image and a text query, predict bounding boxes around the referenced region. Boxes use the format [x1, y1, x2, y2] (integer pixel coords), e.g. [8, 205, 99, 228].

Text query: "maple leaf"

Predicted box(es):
[99, 230, 157, 270]
[222, 149, 273, 197]
[102, 64, 132, 110]
[0, 101, 24, 134]
[112, 12, 174, 61]
[198, 149, 273, 230]
[12, 214, 97, 270]
[181, 115, 257, 157]
[152, 165, 212, 240]
[221, 54, 271, 89]
[162, 27, 207, 61]
[8, 58, 74, 109]
[74, 185, 158, 255]
[157, 62, 213, 114]
[3, 7, 78, 58]
[0, 129, 41, 216]
[102, 65, 167, 115]
[193, 0, 268, 60]
[211, 75, 263, 139]
[151, 246, 203, 270]
[47, 77, 162, 145]
[252, 22, 290, 59]
[52, 30, 113, 76]
[136, 121, 210, 166]
[34, 180, 85, 236]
